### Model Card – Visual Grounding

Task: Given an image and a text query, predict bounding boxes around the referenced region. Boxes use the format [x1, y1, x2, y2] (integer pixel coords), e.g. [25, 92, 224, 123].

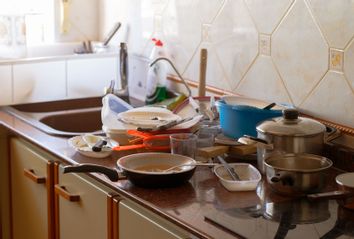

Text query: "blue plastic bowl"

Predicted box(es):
[216, 100, 283, 139]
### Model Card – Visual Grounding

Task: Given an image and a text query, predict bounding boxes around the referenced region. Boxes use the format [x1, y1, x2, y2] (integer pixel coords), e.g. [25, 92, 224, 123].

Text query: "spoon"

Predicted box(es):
[163, 163, 219, 172]
[217, 156, 240, 181]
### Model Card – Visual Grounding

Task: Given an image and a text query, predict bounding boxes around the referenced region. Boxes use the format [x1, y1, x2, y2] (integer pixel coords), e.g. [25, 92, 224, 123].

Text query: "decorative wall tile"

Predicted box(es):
[272, 0, 328, 106]
[344, 38, 354, 91]
[237, 56, 291, 104]
[329, 48, 344, 72]
[209, 0, 258, 90]
[161, 0, 224, 72]
[202, 24, 212, 43]
[301, 71, 354, 128]
[183, 43, 231, 90]
[245, 0, 293, 34]
[259, 34, 271, 56]
[307, 0, 354, 49]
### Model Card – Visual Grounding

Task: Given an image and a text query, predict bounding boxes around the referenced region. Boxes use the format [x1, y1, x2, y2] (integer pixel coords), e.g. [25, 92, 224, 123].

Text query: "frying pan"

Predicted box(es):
[308, 172, 354, 210]
[62, 153, 196, 188]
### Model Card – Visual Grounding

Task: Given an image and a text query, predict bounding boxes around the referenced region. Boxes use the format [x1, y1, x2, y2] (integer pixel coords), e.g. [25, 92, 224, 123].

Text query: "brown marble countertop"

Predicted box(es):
[0, 109, 349, 239]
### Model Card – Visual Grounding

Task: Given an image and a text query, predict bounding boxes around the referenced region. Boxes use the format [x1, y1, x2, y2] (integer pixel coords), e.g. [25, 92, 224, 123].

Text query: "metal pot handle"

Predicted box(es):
[324, 126, 341, 142]
[239, 135, 274, 150]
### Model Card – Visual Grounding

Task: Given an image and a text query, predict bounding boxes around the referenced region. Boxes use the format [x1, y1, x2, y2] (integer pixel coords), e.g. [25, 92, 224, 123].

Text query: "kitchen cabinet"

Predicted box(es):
[5, 136, 197, 239]
[67, 57, 118, 98]
[10, 138, 55, 239]
[0, 65, 12, 105]
[116, 199, 193, 239]
[55, 164, 117, 239]
[13, 61, 66, 104]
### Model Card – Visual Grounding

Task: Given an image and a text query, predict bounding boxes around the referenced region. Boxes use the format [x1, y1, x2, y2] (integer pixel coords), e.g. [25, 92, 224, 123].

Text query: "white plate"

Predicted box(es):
[68, 135, 118, 158]
[117, 107, 181, 127]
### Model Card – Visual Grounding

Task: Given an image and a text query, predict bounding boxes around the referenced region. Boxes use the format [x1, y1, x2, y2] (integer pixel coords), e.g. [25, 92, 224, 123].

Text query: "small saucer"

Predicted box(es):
[68, 135, 118, 158]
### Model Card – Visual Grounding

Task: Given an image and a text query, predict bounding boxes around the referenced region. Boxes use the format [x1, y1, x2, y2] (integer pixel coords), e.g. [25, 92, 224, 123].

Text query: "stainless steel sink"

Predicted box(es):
[3, 97, 132, 137]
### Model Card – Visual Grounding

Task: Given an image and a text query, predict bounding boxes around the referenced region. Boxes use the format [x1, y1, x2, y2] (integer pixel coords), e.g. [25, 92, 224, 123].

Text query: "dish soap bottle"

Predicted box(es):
[145, 38, 168, 104]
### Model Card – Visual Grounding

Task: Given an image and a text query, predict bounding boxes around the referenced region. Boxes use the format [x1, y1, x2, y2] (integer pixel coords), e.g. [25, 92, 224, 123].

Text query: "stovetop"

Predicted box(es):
[205, 195, 354, 239]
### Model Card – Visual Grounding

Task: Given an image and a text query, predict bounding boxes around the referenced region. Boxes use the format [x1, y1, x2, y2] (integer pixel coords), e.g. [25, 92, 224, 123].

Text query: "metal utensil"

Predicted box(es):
[216, 156, 240, 181]
[103, 22, 122, 46]
[163, 163, 218, 172]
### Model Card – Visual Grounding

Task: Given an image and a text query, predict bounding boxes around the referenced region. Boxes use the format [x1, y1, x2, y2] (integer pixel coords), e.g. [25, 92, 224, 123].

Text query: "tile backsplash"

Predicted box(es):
[99, 0, 354, 129]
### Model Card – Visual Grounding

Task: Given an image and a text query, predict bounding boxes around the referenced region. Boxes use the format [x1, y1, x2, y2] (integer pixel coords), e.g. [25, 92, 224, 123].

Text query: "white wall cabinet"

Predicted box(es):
[13, 61, 66, 104]
[67, 57, 118, 98]
[0, 65, 13, 105]
[10, 138, 54, 239]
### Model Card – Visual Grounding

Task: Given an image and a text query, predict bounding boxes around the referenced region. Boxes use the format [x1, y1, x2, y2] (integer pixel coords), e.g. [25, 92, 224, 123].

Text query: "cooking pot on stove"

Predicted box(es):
[241, 108, 335, 173]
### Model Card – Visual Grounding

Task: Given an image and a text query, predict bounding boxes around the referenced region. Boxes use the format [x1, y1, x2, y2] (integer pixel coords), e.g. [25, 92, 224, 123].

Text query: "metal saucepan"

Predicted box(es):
[308, 172, 354, 210]
[63, 152, 197, 187]
[241, 108, 337, 173]
[264, 153, 333, 196]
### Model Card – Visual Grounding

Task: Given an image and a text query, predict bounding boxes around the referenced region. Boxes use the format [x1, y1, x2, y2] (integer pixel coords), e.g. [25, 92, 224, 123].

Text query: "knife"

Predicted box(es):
[216, 156, 240, 181]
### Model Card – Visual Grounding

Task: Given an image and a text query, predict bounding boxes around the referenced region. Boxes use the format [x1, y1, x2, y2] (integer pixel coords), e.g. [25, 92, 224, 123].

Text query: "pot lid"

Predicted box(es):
[256, 108, 326, 136]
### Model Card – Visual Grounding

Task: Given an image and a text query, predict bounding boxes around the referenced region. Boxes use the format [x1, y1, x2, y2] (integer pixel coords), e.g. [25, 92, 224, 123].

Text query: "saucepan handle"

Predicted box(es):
[239, 135, 274, 150]
[307, 190, 353, 200]
[62, 164, 119, 182]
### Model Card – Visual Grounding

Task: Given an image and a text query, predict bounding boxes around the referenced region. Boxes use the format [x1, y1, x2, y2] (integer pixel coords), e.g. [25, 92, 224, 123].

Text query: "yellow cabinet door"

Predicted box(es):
[10, 138, 54, 239]
[55, 166, 114, 239]
[118, 199, 191, 239]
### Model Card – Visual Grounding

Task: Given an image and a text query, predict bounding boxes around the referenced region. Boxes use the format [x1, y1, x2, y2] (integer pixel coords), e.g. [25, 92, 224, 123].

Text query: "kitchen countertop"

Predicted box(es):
[1, 109, 353, 239]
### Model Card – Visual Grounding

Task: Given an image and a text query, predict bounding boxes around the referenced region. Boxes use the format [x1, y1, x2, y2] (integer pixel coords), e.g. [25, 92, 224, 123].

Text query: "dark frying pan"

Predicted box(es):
[308, 172, 354, 210]
[62, 152, 196, 188]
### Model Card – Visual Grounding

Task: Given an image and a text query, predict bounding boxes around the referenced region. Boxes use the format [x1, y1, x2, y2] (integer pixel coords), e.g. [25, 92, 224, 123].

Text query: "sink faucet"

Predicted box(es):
[150, 57, 192, 97]
[105, 42, 130, 103]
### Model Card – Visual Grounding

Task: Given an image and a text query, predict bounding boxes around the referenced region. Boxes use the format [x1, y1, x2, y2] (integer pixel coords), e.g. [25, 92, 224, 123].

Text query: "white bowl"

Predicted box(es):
[214, 163, 261, 191]
[68, 135, 118, 158]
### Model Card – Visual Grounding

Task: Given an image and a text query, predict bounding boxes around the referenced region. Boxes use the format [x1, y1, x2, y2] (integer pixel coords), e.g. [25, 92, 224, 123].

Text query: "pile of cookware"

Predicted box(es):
[216, 96, 350, 198]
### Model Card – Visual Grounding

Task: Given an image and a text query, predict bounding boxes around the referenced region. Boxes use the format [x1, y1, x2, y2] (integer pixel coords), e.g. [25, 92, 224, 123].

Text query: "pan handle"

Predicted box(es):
[62, 164, 119, 182]
[307, 190, 353, 200]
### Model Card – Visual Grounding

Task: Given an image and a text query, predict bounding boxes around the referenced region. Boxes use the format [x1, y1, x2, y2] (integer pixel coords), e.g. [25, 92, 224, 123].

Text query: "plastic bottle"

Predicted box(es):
[145, 38, 168, 104]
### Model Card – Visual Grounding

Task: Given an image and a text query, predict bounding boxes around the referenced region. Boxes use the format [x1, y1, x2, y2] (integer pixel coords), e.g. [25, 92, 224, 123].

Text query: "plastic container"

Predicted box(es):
[214, 163, 261, 191]
[145, 39, 168, 104]
[215, 100, 283, 139]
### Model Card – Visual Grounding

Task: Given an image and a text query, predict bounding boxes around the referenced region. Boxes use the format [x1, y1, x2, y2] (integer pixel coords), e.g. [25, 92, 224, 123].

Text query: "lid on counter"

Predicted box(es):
[256, 108, 326, 136]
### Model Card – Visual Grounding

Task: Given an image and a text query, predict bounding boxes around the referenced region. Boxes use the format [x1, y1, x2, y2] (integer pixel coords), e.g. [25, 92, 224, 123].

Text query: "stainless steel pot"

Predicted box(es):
[243, 108, 332, 173]
[264, 153, 333, 196]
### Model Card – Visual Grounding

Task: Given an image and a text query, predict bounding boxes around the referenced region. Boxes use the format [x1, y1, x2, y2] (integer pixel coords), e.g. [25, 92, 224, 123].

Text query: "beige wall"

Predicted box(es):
[99, 0, 354, 129]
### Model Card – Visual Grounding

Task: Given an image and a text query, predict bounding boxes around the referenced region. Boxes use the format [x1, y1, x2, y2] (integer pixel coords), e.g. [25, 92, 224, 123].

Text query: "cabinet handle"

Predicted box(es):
[23, 169, 46, 184]
[54, 185, 80, 202]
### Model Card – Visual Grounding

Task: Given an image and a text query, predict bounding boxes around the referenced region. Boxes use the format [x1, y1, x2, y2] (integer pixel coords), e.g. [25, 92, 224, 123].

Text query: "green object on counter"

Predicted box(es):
[145, 86, 167, 105]
[150, 94, 187, 111]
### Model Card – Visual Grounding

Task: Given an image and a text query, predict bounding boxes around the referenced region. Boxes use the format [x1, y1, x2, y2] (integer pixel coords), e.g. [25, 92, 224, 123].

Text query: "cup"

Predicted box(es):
[170, 133, 197, 159]
[196, 133, 214, 148]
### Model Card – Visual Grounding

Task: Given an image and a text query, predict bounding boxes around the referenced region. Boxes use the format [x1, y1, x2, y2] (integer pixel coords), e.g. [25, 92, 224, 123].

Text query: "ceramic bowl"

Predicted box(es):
[214, 163, 261, 191]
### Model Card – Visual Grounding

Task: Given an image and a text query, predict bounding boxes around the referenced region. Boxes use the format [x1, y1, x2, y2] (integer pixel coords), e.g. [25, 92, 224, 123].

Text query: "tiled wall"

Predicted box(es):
[99, 0, 354, 129]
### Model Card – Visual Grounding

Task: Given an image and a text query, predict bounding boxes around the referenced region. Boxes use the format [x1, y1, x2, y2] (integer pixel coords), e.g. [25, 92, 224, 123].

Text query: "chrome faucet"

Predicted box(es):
[105, 42, 130, 103]
[150, 57, 192, 97]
